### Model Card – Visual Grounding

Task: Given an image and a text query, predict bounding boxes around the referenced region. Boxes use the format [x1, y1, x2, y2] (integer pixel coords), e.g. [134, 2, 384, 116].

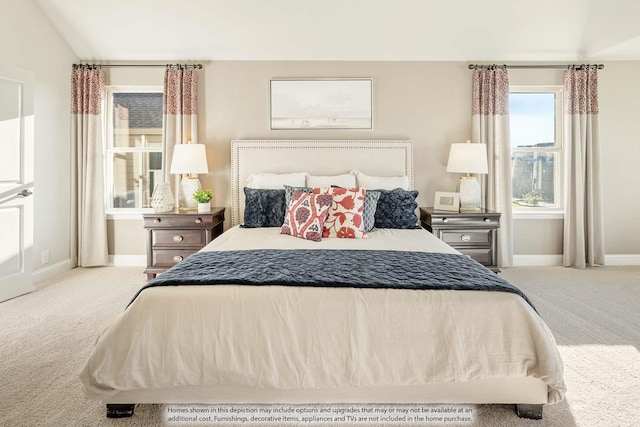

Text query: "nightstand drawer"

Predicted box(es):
[152, 229, 207, 247]
[441, 229, 492, 245]
[144, 215, 214, 229]
[151, 249, 199, 267]
[459, 248, 493, 266]
[429, 215, 499, 227]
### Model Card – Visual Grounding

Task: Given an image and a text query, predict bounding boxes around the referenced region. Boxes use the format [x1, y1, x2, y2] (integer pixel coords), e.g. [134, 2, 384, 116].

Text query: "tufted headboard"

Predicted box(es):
[230, 140, 414, 226]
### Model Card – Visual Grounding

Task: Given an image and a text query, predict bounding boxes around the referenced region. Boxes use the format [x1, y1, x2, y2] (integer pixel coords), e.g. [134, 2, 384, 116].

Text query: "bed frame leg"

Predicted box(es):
[516, 404, 543, 419]
[106, 404, 135, 418]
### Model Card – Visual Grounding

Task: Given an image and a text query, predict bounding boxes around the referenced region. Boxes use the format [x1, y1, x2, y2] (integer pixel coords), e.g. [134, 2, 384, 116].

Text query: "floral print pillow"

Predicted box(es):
[314, 187, 367, 239]
[281, 190, 333, 242]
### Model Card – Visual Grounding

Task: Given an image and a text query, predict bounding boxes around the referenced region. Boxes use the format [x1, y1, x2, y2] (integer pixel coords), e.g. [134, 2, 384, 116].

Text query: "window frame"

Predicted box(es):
[104, 85, 164, 219]
[509, 85, 565, 219]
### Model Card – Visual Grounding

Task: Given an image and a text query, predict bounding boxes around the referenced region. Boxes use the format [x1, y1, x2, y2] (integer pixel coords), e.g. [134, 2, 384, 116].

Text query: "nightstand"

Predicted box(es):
[420, 207, 501, 272]
[142, 208, 225, 280]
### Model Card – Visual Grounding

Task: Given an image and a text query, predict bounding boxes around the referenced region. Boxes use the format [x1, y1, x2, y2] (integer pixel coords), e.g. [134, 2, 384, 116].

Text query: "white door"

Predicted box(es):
[0, 66, 34, 302]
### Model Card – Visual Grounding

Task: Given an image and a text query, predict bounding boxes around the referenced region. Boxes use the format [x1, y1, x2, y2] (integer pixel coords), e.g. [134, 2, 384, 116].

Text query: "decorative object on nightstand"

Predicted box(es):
[142, 208, 225, 280]
[170, 141, 209, 211]
[150, 182, 175, 213]
[434, 191, 460, 212]
[193, 189, 213, 213]
[446, 140, 488, 212]
[420, 206, 501, 272]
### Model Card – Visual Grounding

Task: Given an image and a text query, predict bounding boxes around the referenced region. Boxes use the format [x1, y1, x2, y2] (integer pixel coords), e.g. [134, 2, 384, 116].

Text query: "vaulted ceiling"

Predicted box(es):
[36, 0, 640, 61]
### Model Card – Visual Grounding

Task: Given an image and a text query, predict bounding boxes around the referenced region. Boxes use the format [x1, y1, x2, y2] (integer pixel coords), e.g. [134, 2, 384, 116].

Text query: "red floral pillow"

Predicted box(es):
[313, 187, 367, 239]
[280, 190, 333, 242]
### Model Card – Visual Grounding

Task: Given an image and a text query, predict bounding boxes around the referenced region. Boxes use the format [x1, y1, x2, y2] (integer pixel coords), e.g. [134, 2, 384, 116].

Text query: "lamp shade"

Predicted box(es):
[446, 142, 489, 174]
[170, 143, 209, 175]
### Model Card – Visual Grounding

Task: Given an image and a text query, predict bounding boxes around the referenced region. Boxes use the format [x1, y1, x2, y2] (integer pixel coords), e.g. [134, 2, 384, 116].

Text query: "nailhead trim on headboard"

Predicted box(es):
[230, 140, 414, 227]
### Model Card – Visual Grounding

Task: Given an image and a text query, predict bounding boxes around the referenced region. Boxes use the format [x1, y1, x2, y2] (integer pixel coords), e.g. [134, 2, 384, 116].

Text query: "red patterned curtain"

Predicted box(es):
[471, 67, 513, 268]
[563, 68, 604, 267]
[162, 66, 198, 211]
[71, 66, 108, 267]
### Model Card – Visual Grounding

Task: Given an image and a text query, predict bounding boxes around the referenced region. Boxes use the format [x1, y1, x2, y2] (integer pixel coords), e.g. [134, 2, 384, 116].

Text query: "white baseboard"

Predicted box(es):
[513, 254, 640, 266]
[605, 254, 640, 265]
[33, 258, 73, 289]
[109, 255, 146, 266]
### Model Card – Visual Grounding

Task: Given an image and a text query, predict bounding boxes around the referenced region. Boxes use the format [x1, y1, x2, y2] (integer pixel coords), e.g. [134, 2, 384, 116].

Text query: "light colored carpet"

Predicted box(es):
[0, 265, 638, 426]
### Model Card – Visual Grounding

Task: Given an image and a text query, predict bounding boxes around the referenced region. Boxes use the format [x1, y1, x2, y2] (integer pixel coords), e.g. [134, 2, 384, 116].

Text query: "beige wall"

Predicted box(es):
[0, 0, 78, 274]
[598, 62, 640, 255]
[201, 61, 470, 214]
[108, 60, 640, 260]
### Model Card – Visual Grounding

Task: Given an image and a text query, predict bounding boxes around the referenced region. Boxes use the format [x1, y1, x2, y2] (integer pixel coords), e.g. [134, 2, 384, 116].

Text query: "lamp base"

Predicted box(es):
[458, 176, 481, 212]
[459, 206, 482, 213]
[178, 176, 202, 211]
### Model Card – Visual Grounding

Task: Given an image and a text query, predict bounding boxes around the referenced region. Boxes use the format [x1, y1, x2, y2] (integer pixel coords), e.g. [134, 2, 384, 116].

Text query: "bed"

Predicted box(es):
[79, 140, 565, 420]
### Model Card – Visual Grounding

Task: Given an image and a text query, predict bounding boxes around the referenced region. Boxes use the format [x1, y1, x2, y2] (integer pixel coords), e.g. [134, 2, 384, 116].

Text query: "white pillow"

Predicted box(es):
[246, 172, 307, 189]
[306, 173, 356, 188]
[353, 170, 410, 190]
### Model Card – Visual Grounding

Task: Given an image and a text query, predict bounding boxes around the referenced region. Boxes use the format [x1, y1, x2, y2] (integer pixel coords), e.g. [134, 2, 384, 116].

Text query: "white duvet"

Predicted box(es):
[79, 226, 565, 403]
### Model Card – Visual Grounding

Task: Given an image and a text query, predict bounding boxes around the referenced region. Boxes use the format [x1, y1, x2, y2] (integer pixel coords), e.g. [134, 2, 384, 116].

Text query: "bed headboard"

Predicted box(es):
[230, 140, 414, 226]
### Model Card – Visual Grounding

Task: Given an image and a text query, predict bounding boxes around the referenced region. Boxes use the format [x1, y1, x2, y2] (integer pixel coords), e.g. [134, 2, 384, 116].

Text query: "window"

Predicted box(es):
[509, 86, 563, 214]
[105, 87, 163, 214]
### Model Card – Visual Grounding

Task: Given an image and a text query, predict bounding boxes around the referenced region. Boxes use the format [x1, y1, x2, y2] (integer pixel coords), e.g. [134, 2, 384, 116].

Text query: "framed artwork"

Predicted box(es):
[434, 191, 460, 212]
[270, 78, 373, 130]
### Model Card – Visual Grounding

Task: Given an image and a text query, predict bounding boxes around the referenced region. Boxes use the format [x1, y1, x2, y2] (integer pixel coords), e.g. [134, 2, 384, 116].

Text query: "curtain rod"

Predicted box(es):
[468, 64, 604, 70]
[72, 63, 203, 69]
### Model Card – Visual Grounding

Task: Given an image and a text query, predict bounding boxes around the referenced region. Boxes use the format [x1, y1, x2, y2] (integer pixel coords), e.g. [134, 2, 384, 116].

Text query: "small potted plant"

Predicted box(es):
[193, 189, 212, 213]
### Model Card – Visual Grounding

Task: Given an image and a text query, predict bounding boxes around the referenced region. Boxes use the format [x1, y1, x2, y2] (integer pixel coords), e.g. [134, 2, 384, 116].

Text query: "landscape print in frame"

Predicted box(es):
[270, 78, 373, 130]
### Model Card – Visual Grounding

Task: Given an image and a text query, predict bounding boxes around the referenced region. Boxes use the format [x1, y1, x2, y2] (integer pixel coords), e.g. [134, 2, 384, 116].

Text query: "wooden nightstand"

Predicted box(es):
[420, 207, 501, 272]
[142, 208, 225, 280]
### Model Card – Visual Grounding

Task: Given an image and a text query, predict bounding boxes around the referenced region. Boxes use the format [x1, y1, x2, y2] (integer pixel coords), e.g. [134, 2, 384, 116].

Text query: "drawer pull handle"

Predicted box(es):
[173, 235, 183, 242]
[195, 218, 202, 224]
[442, 218, 448, 223]
[484, 218, 491, 222]
[173, 255, 183, 262]
[461, 234, 471, 242]
[154, 218, 161, 223]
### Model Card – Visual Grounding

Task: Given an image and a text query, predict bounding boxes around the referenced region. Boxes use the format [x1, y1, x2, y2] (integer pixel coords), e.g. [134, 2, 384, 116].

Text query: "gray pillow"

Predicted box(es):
[242, 188, 286, 228]
[374, 189, 419, 229]
[362, 190, 381, 232]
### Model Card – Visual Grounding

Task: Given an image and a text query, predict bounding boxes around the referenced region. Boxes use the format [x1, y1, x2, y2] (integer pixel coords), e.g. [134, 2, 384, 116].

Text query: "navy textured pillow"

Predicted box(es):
[374, 189, 419, 229]
[242, 188, 286, 228]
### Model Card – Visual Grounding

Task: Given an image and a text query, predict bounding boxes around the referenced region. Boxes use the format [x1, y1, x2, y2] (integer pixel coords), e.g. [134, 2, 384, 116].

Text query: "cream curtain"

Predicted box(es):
[471, 67, 513, 268]
[71, 67, 108, 267]
[563, 68, 605, 268]
[162, 66, 199, 209]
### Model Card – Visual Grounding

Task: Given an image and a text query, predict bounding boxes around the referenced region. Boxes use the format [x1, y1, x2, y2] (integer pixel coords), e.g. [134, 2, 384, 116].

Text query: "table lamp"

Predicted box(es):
[446, 140, 488, 212]
[170, 142, 209, 211]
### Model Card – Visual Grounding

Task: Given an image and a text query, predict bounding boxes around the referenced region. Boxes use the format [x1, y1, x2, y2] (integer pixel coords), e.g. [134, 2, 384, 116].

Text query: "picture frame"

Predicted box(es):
[434, 191, 460, 212]
[270, 78, 373, 130]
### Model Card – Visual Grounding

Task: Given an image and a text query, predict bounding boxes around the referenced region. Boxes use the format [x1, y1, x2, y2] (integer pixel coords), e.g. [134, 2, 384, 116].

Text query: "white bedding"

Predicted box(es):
[79, 226, 565, 404]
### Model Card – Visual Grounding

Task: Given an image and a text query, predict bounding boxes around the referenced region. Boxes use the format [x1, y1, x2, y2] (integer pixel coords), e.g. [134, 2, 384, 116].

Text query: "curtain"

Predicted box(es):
[563, 68, 605, 268]
[471, 67, 513, 268]
[71, 67, 108, 267]
[162, 66, 198, 209]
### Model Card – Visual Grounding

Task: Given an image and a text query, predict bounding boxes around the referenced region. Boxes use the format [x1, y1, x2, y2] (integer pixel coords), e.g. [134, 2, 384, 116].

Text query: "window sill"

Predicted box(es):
[513, 211, 564, 220]
[106, 210, 152, 220]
